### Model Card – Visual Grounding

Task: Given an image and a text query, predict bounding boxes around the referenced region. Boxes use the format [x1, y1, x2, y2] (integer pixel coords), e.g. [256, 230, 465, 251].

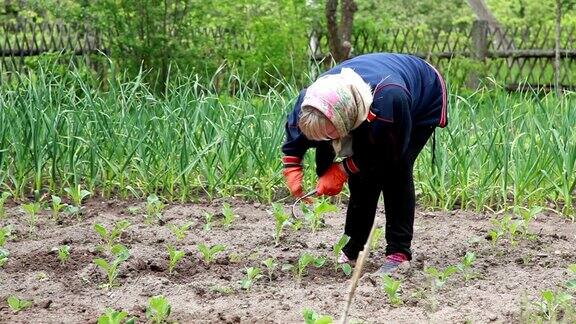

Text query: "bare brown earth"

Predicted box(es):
[1, 198, 575, 323]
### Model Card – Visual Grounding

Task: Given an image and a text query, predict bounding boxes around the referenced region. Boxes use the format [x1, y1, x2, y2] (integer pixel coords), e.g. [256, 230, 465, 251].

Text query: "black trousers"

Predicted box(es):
[342, 126, 435, 260]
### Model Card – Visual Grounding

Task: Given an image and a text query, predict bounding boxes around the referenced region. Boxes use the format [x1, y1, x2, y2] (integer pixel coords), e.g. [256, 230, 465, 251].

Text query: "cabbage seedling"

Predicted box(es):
[126, 206, 140, 215]
[271, 203, 290, 246]
[240, 266, 263, 290]
[167, 245, 185, 274]
[197, 243, 225, 264]
[302, 308, 333, 324]
[567, 264, 576, 290]
[370, 227, 384, 250]
[0, 192, 12, 219]
[381, 274, 403, 306]
[64, 185, 91, 208]
[94, 220, 131, 253]
[0, 225, 11, 247]
[0, 248, 9, 267]
[262, 257, 278, 282]
[169, 221, 194, 241]
[7, 296, 32, 313]
[425, 265, 458, 289]
[97, 308, 135, 324]
[93, 244, 130, 289]
[58, 245, 71, 264]
[539, 290, 573, 321]
[146, 194, 165, 224]
[221, 203, 236, 228]
[456, 252, 477, 280]
[50, 195, 67, 222]
[146, 295, 172, 324]
[21, 202, 42, 235]
[203, 212, 214, 231]
[332, 234, 352, 275]
[293, 252, 326, 282]
[302, 199, 337, 232]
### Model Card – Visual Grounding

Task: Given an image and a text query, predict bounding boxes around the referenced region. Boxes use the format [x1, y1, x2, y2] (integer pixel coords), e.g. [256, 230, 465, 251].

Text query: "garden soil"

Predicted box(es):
[1, 198, 575, 323]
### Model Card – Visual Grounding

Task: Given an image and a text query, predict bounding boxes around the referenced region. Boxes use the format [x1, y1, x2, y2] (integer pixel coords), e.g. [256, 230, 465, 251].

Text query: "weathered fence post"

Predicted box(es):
[468, 20, 489, 89]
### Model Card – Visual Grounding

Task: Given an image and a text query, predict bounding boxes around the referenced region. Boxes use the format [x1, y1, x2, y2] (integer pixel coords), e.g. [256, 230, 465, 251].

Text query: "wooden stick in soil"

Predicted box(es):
[339, 218, 378, 324]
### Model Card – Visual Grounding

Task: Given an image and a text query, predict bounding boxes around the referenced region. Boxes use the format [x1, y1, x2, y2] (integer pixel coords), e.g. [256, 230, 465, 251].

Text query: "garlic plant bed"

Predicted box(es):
[1, 198, 575, 323]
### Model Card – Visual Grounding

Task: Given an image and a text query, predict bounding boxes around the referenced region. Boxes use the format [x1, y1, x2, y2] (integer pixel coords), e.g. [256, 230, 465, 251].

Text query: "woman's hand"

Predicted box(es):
[316, 163, 348, 196]
[283, 166, 306, 198]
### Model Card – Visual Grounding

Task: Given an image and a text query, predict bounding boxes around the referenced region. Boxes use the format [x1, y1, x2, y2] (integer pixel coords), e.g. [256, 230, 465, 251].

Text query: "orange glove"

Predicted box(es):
[283, 166, 305, 198]
[316, 163, 348, 196]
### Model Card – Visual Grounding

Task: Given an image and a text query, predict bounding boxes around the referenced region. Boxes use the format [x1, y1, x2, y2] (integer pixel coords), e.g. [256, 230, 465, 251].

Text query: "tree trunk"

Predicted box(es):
[555, 0, 562, 96]
[466, 0, 515, 51]
[325, 0, 357, 63]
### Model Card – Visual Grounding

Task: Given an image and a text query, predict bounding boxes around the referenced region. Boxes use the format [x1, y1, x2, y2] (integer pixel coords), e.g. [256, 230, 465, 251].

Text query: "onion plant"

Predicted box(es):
[2, 68, 575, 217]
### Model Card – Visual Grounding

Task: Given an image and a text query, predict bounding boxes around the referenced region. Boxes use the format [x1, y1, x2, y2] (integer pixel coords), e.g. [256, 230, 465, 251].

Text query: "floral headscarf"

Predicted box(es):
[301, 68, 373, 156]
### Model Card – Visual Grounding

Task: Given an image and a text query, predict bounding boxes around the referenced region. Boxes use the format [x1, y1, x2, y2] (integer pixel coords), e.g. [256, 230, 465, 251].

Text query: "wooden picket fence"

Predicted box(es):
[0, 21, 108, 81]
[2, 19, 576, 90]
[310, 20, 576, 90]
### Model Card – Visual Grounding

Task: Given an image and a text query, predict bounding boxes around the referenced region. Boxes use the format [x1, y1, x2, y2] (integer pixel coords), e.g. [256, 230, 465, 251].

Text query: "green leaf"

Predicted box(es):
[315, 315, 334, 324]
[567, 279, 576, 290]
[341, 263, 352, 276]
[51, 195, 62, 205]
[94, 224, 108, 239]
[94, 258, 110, 270]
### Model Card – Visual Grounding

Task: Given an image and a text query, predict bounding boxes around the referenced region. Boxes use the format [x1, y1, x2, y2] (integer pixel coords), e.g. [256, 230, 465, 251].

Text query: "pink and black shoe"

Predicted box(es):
[374, 252, 409, 275]
[338, 252, 356, 266]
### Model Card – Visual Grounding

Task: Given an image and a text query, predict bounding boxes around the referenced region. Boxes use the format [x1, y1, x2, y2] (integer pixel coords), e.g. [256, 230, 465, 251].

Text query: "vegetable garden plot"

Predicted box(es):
[1, 198, 575, 323]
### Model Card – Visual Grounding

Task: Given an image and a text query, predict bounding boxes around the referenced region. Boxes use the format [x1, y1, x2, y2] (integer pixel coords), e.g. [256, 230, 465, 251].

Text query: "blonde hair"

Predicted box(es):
[298, 105, 334, 141]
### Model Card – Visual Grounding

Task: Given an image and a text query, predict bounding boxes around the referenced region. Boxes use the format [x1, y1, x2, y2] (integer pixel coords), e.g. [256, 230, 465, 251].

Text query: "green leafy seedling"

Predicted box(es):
[126, 206, 141, 215]
[456, 251, 477, 280]
[262, 257, 278, 282]
[271, 203, 291, 246]
[302, 308, 333, 324]
[146, 295, 172, 324]
[370, 227, 384, 250]
[332, 234, 352, 275]
[94, 220, 131, 252]
[539, 290, 573, 321]
[0, 192, 12, 219]
[7, 296, 32, 313]
[21, 202, 42, 234]
[0, 225, 12, 247]
[197, 243, 225, 264]
[93, 244, 131, 289]
[146, 194, 165, 224]
[425, 265, 459, 289]
[167, 245, 185, 274]
[64, 184, 91, 207]
[58, 245, 71, 263]
[203, 212, 214, 231]
[240, 266, 263, 290]
[515, 206, 542, 236]
[97, 308, 135, 324]
[0, 248, 9, 267]
[50, 195, 67, 222]
[169, 221, 194, 241]
[567, 264, 576, 290]
[221, 203, 236, 228]
[381, 274, 403, 306]
[210, 284, 234, 295]
[302, 199, 337, 232]
[294, 252, 326, 282]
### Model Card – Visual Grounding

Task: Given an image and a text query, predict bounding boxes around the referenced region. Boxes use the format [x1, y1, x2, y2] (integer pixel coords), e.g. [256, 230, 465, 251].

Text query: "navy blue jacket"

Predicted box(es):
[282, 53, 448, 176]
